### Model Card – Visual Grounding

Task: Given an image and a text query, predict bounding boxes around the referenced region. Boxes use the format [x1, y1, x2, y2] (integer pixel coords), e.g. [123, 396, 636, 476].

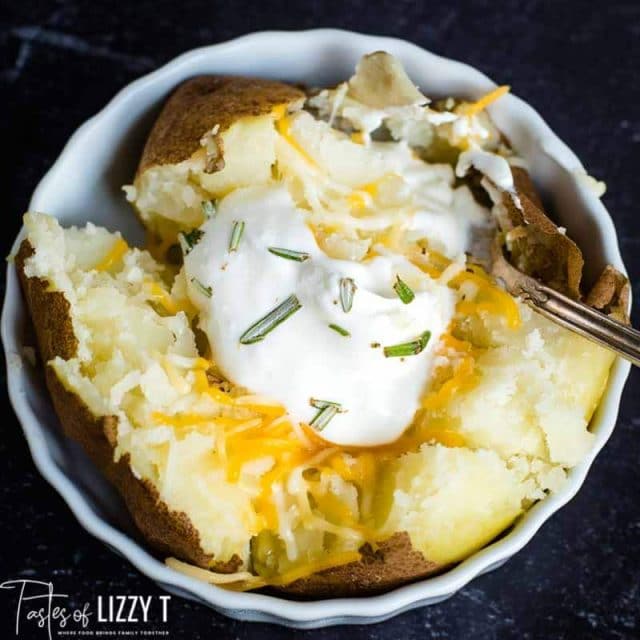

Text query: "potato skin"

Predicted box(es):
[16, 239, 441, 594]
[137, 75, 305, 176]
[275, 532, 440, 597]
[498, 167, 629, 315]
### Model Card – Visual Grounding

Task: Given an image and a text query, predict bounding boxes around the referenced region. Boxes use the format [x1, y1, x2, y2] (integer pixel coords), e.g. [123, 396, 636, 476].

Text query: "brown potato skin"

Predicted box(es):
[137, 75, 305, 176]
[16, 239, 440, 595]
[498, 167, 629, 315]
[275, 533, 440, 597]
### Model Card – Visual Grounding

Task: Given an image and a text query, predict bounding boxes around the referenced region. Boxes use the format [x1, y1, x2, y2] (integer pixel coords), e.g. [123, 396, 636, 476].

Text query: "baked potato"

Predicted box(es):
[16, 52, 627, 595]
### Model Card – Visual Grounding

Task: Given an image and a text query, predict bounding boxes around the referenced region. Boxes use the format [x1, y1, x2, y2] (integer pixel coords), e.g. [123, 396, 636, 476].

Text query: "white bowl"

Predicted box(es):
[2, 29, 631, 627]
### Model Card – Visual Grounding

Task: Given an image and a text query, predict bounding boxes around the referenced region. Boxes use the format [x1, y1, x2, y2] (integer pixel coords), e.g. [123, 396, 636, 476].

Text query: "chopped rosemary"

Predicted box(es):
[393, 275, 415, 304]
[328, 323, 350, 337]
[239, 294, 302, 344]
[191, 277, 212, 298]
[268, 247, 310, 262]
[229, 220, 245, 252]
[339, 277, 356, 313]
[309, 404, 339, 431]
[309, 398, 343, 411]
[178, 228, 204, 255]
[201, 200, 216, 219]
[383, 331, 431, 358]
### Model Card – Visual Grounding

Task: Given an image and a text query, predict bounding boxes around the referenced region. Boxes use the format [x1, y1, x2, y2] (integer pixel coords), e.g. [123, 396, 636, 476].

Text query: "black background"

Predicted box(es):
[2, 1, 640, 638]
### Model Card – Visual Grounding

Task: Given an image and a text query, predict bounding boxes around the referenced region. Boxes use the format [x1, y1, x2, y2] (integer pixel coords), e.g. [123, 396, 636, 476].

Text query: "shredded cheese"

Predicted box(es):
[144, 282, 181, 315]
[346, 180, 380, 211]
[456, 85, 510, 117]
[166, 549, 362, 591]
[276, 115, 317, 166]
[162, 356, 191, 394]
[94, 237, 128, 271]
[453, 266, 521, 329]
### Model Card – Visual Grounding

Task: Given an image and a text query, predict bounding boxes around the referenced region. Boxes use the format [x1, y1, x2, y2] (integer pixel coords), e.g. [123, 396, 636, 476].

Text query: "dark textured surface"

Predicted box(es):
[1, 1, 639, 638]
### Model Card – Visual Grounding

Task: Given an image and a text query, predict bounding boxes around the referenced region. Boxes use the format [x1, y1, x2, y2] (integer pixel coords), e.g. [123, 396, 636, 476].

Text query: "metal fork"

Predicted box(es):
[491, 244, 640, 367]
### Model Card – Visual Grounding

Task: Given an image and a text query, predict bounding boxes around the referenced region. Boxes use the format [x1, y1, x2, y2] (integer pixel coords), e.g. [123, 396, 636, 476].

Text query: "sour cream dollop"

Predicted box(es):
[184, 185, 456, 446]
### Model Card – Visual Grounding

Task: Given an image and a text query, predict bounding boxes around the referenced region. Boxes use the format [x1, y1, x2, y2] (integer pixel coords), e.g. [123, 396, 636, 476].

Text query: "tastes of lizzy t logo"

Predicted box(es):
[0, 579, 170, 638]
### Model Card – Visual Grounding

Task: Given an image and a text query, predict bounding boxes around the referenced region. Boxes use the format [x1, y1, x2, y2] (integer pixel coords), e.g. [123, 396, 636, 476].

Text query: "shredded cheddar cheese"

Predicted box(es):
[162, 356, 191, 394]
[276, 114, 317, 166]
[144, 282, 181, 315]
[94, 237, 128, 271]
[422, 356, 477, 410]
[456, 85, 510, 117]
[453, 266, 521, 329]
[346, 180, 381, 211]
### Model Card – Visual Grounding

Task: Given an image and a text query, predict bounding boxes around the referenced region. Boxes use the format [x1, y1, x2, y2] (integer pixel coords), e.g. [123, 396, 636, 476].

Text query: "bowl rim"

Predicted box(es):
[2, 28, 631, 627]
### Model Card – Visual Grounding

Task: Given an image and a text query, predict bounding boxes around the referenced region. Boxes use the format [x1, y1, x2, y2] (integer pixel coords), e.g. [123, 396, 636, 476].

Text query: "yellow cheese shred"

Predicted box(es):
[453, 266, 521, 329]
[422, 355, 477, 411]
[411, 246, 521, 329]
[275, 114, 317, 166]
[347, 180, 380, 211]
[144, 282, 181, 315]
[233, 395, 287, 419]
[94, 237, 128, 271]
[162, 356, 191, 394]
[456, 85, 510, 117]
[267, 550, 361, 587]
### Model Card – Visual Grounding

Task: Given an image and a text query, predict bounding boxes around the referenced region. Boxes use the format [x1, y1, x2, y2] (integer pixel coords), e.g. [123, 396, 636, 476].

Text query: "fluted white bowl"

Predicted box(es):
[2, 29, 630, 627]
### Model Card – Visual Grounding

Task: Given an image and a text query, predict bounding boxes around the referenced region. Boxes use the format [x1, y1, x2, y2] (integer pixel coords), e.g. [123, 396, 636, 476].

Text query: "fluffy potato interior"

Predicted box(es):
[23, 213, 257, 563]
[383, 446, 526, 565]
[385, 306, 614, 564]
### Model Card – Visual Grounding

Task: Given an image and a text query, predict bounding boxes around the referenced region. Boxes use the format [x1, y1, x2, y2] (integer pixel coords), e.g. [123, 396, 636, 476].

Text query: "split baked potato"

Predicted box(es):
[16, 53, 627, 595]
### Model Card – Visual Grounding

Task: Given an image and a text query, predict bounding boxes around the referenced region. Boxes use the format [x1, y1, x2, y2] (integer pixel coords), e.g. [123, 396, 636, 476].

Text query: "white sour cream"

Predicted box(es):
[456, 148, 515, 192]
[184, 185, 456, 446]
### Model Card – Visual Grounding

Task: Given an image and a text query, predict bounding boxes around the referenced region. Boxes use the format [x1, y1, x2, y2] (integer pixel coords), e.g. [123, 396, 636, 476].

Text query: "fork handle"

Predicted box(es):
[518, 280, 640, 367]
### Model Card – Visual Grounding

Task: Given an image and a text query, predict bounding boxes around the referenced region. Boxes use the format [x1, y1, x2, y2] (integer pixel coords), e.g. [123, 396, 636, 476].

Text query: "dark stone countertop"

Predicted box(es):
[1, 1, 639, 638]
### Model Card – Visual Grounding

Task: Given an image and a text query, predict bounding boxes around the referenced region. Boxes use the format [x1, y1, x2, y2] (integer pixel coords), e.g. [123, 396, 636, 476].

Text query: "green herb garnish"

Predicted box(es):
[309, 404, 339, 431]
[229, 221, 245, 252]
[201, 200, 216, 219]
[190, 278, 212, 298]
[383, 331, 431, 358]
[393, 275, 415, 304]
[239, 294, 302, 344]
[339, 277, 356, 313]
[328, 323, 350, 337]
[178, 228, 204, 255]
[309, 398, 343, 411]
[268, 247, 310, 262]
